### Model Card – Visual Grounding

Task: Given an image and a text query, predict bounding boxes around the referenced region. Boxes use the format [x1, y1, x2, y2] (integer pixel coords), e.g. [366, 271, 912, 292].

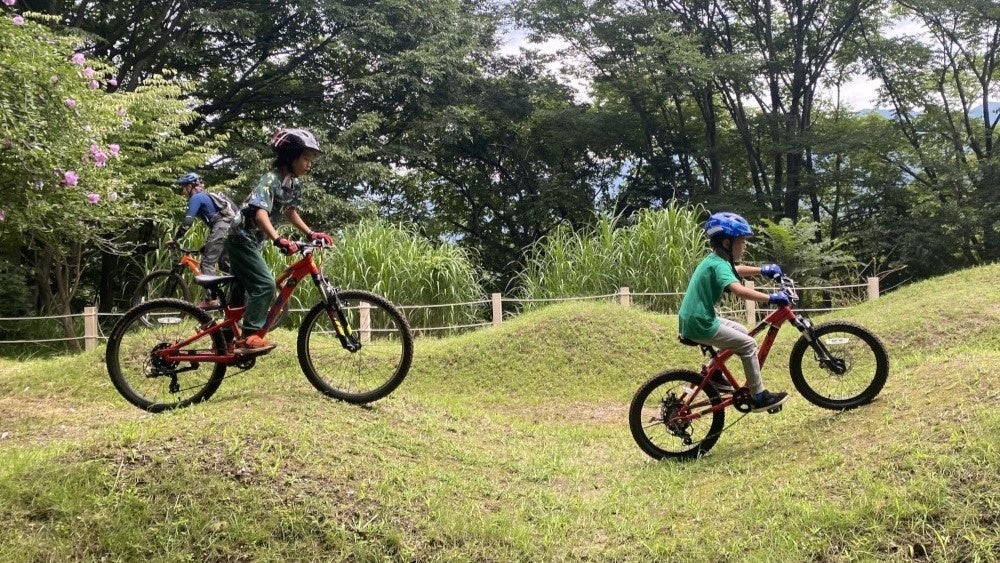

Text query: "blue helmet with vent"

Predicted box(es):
[175, 172, 202, 186]
[704, 212, 753, 239]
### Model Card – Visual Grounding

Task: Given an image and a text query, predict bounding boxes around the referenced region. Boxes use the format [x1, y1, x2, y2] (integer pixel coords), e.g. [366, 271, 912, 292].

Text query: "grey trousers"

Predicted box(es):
[693, 318, 764, 394]
[200, 219, 232, 276]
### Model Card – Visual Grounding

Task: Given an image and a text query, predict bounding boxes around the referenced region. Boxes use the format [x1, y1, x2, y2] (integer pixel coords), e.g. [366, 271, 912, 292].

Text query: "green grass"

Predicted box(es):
[1, 265, 999, 560]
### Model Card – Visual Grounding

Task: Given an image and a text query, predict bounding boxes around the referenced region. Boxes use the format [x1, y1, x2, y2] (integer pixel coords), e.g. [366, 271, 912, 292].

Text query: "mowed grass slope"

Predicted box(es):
[1, 265, 999, 561]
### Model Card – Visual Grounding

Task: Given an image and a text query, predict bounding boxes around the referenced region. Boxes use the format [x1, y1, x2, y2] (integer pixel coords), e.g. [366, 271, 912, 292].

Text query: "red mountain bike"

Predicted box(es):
[629, 276, 889, 460]
[106, 240, 413, 412]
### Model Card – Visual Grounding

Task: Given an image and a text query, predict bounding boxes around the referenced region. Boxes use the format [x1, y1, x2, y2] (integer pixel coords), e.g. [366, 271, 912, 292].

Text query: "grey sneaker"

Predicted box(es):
[709, 371, 734, 393]
[751, 390, 789, 412]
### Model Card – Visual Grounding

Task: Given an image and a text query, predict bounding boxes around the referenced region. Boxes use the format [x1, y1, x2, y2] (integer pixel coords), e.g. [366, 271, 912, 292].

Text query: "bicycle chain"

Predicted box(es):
[702, 410, 750, 443]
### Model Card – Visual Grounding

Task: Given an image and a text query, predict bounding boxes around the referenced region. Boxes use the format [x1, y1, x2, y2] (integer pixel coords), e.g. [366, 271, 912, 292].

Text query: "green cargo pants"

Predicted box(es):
[223, 236, 274, 333]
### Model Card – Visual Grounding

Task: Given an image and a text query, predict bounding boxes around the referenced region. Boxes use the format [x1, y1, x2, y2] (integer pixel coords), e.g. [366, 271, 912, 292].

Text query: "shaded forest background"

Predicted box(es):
[2, 0, 998, 339]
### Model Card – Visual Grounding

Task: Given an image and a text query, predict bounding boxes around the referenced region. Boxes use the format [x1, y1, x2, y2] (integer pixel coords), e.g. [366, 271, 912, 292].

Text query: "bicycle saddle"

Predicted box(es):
[677, 335, 700, 347]
[193, 274, 235, 291]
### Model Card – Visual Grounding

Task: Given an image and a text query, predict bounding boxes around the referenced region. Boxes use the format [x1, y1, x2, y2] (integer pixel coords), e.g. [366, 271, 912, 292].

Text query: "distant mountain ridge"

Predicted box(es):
[857, 101, 999, 120]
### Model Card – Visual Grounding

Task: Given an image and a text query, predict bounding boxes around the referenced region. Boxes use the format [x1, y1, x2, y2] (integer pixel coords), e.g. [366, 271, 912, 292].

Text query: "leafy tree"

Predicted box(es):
[513, 0, 730, 212]
[0, 12, 218, 348]
[375, 57, 620, 289]
[856, 0, 1000, 271]
[515, 0, 887, 222]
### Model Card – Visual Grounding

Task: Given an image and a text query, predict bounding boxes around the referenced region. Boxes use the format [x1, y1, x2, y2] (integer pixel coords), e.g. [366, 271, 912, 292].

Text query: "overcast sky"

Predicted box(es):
[499, 17, 933, 111]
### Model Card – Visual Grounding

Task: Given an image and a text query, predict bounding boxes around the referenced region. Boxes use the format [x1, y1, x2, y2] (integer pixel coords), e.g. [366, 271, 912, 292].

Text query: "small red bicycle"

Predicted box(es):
[629, 276, 889, 460]
[106, 240, 413, 412]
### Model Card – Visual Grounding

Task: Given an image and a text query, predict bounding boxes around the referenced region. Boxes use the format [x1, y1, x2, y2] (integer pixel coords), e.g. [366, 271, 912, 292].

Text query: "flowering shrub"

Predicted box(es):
[0, 8, 224, 343]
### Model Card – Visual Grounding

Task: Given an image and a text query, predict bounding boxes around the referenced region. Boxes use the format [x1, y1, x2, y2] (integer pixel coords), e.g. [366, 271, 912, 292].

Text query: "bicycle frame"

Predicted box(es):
[154, 242, 356, 367]
[676, 298, 829, 422]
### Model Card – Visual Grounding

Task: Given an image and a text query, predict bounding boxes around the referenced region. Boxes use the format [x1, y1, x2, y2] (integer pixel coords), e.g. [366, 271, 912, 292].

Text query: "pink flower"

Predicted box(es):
[117, 107, 127, 117]
[121, 119, 131, 129]
[12, 16, 24, 25]
[0, 210, 5, 222]
[71, 53, 85, 65]
[108, 78, 118, 87]
[63, 170, 79, 186]
[86, 193, 100, 204]
[108, 144, 120, 156]
[83, 67, 94, 78]
[93, 151, 107, 167]
[87, 80, 99, 90]
[64, 97, 77, 108]
[3, 0, 16, 7]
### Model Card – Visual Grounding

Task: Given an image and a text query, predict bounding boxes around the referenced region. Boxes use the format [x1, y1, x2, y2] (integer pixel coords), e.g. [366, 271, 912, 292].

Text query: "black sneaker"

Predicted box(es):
[709, 371, 734, 393]
[750, 390, 789, 412]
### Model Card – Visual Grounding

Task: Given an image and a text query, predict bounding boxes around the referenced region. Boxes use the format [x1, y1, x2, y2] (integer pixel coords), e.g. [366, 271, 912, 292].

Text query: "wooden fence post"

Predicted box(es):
[745, 280, 756, 325]
[619, 287, 631, 308]
[84, 306, 98, 351]
[491, 293, 502, 326]
[359, 301, 371, 344]
[867, 277, 880, 300]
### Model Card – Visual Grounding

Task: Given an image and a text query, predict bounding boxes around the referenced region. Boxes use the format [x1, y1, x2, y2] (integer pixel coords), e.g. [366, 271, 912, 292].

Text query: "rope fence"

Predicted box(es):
[0, 278, 880, 353]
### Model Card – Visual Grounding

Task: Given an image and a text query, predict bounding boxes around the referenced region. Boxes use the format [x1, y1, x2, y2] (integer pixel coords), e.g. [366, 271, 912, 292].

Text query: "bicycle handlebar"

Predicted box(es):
[289, 239, 334, 254]
[777, 275, 799, 303]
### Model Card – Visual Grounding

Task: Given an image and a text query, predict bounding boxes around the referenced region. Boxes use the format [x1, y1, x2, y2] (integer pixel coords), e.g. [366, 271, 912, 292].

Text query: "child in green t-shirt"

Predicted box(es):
[677, 212, 790, 412]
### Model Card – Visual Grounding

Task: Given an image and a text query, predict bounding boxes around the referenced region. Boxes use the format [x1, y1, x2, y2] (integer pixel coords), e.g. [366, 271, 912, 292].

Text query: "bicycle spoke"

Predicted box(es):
[298, 290, 413, 404]
[629, 370, 726, 459]
[107, 300, 225, 412]
[790, 321, 889, 410]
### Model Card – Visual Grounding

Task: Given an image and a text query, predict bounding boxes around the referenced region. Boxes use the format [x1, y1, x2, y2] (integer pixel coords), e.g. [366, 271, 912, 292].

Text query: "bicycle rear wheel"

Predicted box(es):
[297, 290, 413, 404]
[106, 298, 226, 412]
[789, 321, 889, 410]
[628, 369, 725, 460]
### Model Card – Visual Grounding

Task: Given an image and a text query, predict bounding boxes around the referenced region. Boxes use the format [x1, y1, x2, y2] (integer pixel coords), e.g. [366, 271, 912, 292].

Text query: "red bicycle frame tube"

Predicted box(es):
[158, 249, 321, 365]
[259, 251, 321, 333]
[179, 252, 202, 276]
[679, 304, 798, 422]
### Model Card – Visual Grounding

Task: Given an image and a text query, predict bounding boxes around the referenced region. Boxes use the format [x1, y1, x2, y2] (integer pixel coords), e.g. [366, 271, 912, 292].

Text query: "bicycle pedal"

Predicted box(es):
[234, 344, 276, 357]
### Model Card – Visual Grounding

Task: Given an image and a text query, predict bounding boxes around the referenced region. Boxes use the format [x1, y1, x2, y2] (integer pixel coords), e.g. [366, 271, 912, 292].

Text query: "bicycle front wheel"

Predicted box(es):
[297, 290, 413, 404]
[134, 270, 191, 306]
[789, 321, 889, 410]
[628, 369, 725, 460]
[133, 270, 191, 327]
[106, 298, 226, 412]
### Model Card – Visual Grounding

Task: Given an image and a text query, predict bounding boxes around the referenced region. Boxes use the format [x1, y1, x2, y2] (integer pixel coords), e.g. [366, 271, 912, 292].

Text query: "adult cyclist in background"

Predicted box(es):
[223, 128, 334, 352]
[677, 211, 791, 412]
[168, 172, 235, 308]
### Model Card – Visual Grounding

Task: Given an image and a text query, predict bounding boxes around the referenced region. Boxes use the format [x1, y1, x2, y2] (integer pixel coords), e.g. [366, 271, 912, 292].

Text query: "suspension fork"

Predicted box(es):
[313, 273, 361, 352]
[159, 264, 186, 295]
[789, 315, 847, 375]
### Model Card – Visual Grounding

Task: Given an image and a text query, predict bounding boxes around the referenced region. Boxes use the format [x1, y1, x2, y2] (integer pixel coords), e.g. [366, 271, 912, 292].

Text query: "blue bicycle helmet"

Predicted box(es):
[175, 172, 202, 186]
[704, 212, 754, 238]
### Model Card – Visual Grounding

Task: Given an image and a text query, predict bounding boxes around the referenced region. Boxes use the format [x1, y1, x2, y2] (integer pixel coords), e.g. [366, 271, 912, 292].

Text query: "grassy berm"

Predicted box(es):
[1, 266, 999, 561]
